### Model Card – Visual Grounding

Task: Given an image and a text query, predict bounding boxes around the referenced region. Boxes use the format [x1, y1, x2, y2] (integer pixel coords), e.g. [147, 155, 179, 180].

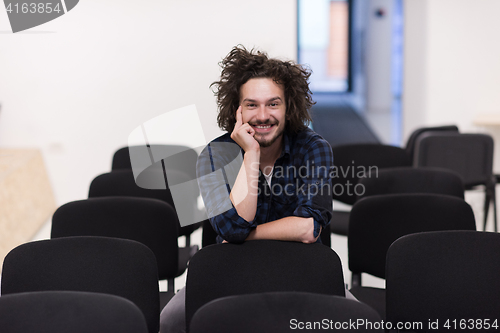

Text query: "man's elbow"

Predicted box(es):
[300, 217, 318, 244]
[219, 230, 249, 244]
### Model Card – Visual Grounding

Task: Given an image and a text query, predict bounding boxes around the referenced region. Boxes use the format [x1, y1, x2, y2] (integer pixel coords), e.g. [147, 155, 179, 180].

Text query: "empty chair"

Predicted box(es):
[1, 236, 160, 333]
[348, 193, 476, 319]
[357, 167, 465, 200]
[404, 124, 459, 163]
[185, 240, 346, 331]
[414, 132, 497, 231]
[112, 144, 199, 181]
[330, 143, 411, 236]
[386, 231, 500, 328]
[89, 169, 201, 245]
[0, 291, 148, 333]
[190, 292, 383, 333]
[51, 197, 191, 308]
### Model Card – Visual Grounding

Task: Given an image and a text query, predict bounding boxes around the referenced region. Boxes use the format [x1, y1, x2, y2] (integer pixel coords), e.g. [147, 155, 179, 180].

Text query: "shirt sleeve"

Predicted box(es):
[196, 141, 257, 243]
[292, 137, 334, 238]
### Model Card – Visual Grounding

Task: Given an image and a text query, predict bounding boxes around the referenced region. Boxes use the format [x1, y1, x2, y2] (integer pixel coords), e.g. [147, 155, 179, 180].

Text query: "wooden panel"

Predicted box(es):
[0, 149, 56, 271]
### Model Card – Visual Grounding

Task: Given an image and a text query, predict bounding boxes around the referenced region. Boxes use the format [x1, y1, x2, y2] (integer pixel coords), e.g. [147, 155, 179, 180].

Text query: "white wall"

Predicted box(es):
[365, 0, 394, 114]
[0, 0, 297, 206]
[403, 0, 500, 145]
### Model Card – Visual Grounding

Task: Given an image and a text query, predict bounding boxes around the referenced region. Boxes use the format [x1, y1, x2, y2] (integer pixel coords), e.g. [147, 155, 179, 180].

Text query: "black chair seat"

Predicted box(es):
[1, 237, 160, 333]
[185, 240, 346, 331]
[0, 291, 149, 333]
[190, 292, 383, 333]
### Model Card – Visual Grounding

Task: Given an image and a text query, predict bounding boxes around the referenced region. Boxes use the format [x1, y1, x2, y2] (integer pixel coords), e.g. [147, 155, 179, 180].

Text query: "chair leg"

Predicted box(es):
[483, 189, 492, 231]
[168, 279, 175, 293]
[351, 273, 362, 287]
[492, 185, 498, 232]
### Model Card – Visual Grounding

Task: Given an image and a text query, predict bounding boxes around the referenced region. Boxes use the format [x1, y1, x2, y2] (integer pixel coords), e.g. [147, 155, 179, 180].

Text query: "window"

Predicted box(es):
[298, 0, 351, 93]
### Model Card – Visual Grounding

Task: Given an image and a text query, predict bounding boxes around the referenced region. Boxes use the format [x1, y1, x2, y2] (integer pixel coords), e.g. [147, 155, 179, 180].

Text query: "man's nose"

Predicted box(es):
[256, 106, 269, 122]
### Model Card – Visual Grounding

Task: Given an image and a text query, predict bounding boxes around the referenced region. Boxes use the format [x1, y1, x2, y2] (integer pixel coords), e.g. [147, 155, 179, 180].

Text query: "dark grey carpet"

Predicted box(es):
[310, 97, 379, 148]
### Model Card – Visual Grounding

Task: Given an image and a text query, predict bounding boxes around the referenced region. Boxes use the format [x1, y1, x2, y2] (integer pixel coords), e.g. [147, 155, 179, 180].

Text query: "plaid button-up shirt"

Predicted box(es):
[197, 127, 333, 243]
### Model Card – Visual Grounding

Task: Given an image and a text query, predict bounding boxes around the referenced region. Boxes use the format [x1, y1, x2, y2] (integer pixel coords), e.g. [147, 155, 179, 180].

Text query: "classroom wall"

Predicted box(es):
[2, 0, 500, 208]
[0, 0, 297, 205]
[403, 0, 500, 145]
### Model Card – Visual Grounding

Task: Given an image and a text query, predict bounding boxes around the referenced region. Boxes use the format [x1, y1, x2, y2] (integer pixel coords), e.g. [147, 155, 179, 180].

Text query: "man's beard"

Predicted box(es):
[254, 123, 285, 148]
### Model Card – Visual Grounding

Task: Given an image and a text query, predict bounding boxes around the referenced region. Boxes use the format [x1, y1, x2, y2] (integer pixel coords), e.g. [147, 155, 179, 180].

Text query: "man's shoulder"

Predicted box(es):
[198, 132, 242, 172]
[291, 127, 332, 151]
[209, 132, 234, 144]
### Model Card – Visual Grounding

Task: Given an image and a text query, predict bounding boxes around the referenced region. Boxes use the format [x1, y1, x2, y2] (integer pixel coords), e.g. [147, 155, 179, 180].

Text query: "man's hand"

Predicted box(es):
[231, 106, 260, 153]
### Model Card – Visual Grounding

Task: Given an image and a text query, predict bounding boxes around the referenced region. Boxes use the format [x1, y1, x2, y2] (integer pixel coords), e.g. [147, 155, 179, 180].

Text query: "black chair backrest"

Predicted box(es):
[348, 194, 476, 279]
[185, 240, 346, 330]
[1, 236, 160, 333]
[386, 231, 500, 325]
[331, 144, 410, 205]
[0, 291, 148, 333]
[357, 167, 465, 200]
[414, 132, 494, 188]
[405, 125, 459, 162]
[112, 144, 199, 181]
[190, 292, 383, 333]
[89, 169, 199, 235]
[51, 197, 179, 279]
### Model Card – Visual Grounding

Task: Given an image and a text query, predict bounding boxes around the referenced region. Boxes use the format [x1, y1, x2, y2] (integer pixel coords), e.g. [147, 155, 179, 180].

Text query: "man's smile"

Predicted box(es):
[250, 123, 276, 133]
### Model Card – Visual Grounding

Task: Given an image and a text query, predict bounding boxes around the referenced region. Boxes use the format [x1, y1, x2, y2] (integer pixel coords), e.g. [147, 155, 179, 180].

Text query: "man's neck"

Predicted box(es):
[259, 136, 283, 171]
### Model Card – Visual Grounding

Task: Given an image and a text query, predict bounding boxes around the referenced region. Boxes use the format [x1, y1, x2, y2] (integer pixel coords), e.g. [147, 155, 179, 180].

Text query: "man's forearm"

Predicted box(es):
[229, 149, 260, 222]
[245, 216, 319, 243]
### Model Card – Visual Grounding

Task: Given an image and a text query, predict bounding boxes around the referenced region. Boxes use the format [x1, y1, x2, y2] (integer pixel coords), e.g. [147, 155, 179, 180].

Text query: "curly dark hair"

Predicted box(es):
[210, 45, 315, 134]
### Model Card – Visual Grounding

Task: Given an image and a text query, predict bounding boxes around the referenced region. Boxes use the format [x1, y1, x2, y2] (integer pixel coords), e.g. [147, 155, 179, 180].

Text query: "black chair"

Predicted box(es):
[386, 231, 500, 328]
[190, 292, 383, 333]
[1, 236, 160, 333]
[185, 240, 346, 331]
[414, 132, 497, 231]
[51, 197, 191, 308]
[404, 124, 459, 163]
[357, 167, 465, 200]
[112, 145, 199, 181]
[0, 291, 148, 333]
[89, 169, 202, 246]
[330, 143, 411, 236]
[348, 194, 476, 319]
[112, 145, 203, 242]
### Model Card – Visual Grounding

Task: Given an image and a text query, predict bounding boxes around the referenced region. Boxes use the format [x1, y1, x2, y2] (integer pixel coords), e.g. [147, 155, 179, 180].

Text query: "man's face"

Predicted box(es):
[239, 77, 286, 148]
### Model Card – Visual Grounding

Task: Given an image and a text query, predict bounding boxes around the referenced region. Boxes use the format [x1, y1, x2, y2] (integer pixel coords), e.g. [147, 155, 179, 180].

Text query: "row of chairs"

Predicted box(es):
[2, 229, 499, 332]
[189, 230, 500, 332]
[330, 126, 497, 237]
[1, 145, 207, 332]
[347, 193, 476, 319]
[1, 125, 498, 331]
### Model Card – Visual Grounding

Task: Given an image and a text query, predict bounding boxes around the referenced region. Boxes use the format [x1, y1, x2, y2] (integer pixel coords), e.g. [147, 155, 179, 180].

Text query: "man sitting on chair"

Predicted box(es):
[160, 45, 334, 333]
